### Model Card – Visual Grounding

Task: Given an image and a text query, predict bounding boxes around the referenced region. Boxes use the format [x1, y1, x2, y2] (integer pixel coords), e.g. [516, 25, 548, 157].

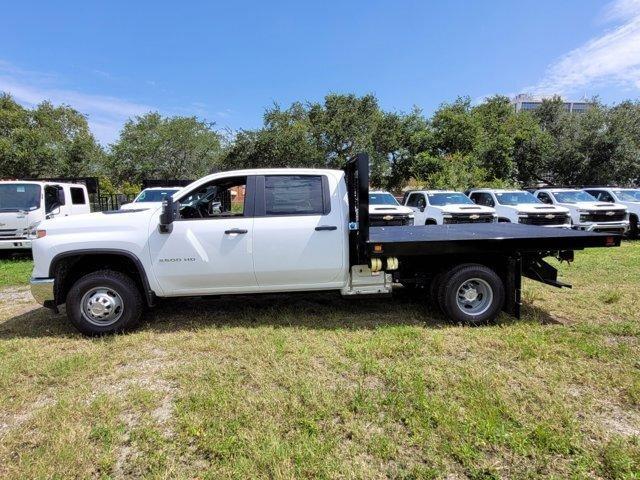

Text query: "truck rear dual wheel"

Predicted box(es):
[66, 270, 143, 336]
[436, 264, 505, 325]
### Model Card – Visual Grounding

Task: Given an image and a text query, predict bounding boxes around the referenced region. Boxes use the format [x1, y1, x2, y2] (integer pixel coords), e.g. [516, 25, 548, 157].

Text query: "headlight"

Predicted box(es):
[408, 214, 414, 219]
[442, 214, 453, 219]
[27, 222, 41, 238]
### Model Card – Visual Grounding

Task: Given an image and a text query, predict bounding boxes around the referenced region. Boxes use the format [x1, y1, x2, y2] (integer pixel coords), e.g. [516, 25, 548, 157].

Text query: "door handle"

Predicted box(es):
[315, 225, 337, 231]
[224, 228, 248, 234]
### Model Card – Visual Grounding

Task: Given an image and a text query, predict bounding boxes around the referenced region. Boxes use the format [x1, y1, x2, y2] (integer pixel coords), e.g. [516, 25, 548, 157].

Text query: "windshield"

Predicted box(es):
[427, 193, 474, 206]
[134, 189, 179, 203]
[369, 193, 399, 206]
[0, 184, 41, 212]
[495, 191, 541, 205]
[553, 191, 597, 203]
[613, 190, 640, 202]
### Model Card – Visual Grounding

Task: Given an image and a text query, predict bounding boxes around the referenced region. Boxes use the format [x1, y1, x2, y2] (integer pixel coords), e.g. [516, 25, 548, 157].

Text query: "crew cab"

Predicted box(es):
[120, 187, 181, 210]
[534, 188, 629, 234]
[30, 154, 621, 335]
[583, 188, 640, 238]
[0, 180, 90, 251]
[368, 190, 414, 226]
[403, 190, 496, 225]
[468, 189, 570, 228]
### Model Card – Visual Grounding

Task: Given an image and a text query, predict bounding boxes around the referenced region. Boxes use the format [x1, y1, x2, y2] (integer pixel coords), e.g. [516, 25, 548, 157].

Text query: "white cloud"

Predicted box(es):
[530, 0, 640, 96]
[0, 61, 153, 145]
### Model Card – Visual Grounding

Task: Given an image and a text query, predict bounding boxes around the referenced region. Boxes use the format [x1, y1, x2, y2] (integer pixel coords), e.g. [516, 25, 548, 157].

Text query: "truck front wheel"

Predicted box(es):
[437, 264, 504, 325]
[66, 270, 143, 335]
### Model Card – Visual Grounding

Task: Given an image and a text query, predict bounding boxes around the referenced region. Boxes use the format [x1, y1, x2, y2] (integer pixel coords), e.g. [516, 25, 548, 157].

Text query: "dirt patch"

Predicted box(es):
[0, 395, 54, 437]
[0, 287, 38, 319]
[600, 404, 640, 438]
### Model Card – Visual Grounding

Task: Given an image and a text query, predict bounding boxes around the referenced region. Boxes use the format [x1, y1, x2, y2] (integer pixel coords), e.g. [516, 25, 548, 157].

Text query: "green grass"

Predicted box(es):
[0, 244, 639, 478]
[0, 256, 32, 287]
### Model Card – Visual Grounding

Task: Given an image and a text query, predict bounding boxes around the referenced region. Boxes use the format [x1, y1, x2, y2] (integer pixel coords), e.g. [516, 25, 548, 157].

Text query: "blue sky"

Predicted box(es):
[2, 0, 640, 144]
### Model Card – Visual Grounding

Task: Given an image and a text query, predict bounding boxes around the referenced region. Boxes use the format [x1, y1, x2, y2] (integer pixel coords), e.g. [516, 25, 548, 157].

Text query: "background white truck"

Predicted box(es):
[368, 190, 414, 226]
[534, 188, 628, 234]
[0, 180, 89, 251]
[29, 154, 620, 335]
[467, 189, 571, 227]
[582, 187, 640, 238]
[120, 187, 181, 210]
[403, 190, 496, 225]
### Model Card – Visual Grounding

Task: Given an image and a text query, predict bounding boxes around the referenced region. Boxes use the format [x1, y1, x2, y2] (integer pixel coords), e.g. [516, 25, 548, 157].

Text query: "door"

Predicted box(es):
[252, 174, 346, 289]
[148, 175, 258, 295]
[406, 192, 427, 224]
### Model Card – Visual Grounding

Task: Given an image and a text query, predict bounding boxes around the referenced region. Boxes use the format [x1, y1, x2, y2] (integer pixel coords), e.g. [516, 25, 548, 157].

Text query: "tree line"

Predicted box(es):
[1, 92, 640, 193]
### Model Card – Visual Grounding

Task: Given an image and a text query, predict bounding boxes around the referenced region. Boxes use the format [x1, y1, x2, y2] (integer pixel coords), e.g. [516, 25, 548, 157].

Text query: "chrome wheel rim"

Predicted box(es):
[455, 278, 493, 316]
[80, 287, 124, 326]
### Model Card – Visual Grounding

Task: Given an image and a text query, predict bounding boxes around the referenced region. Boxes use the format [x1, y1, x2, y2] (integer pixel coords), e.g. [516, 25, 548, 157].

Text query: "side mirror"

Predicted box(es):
[46, 205, 61, 219]
[159, 200, 177, 233]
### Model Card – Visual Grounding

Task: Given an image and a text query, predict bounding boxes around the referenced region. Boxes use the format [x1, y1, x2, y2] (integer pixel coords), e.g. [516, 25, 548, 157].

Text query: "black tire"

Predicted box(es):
[437, 264, 504, 325]
[66, 270, 143, 336]
[630, 215, 639, 239]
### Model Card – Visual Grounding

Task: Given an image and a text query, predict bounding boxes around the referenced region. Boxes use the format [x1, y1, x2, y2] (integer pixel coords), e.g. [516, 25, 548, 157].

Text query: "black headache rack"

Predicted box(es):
[344, 153, 622, 317]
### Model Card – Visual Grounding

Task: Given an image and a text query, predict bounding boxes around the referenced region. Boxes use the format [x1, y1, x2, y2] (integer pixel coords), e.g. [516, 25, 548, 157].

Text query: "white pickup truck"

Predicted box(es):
[368, 190, 414, 226]
[583, 188, 640, 238]
[403, 190, 496, 225]
[467, 189, 571, 228]
[120, 187, 181, 210]
[0, 181, 90, 251]
[30, 154, 620, 335]
[534, 188, 629, 234]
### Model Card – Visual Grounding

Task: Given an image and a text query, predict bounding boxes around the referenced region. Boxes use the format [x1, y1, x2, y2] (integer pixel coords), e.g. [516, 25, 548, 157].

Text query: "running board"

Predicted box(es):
[523, 257, 572, 289]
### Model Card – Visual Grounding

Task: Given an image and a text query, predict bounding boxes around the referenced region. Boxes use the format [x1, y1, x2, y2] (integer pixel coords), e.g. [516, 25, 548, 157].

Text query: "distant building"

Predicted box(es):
[511, 94, 591, 114]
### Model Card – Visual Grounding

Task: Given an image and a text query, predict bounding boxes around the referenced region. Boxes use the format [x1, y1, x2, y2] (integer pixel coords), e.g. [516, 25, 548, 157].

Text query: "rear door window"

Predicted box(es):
[264, 175, 326, 216]
[70, 187, 86, 204]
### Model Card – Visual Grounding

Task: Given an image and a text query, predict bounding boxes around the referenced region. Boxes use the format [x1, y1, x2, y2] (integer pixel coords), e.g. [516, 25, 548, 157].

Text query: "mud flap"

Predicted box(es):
[504, 256, 522, 318]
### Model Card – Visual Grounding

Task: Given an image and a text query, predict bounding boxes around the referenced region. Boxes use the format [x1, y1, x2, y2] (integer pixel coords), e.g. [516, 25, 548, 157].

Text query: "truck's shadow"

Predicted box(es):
[0, 289, 558, 339]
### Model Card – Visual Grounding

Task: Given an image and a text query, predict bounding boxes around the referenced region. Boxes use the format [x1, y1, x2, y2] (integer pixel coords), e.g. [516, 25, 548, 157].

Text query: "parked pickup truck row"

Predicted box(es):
[366, 185, 631, 235]
[30, 154, 621, 335]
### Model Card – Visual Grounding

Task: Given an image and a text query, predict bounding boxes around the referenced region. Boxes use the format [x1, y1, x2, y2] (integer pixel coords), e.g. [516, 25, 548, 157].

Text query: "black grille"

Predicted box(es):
[584, 210, 626, 222]
[370, 214, 413, 226]
[443, 213, 494, 224]
[520, 213, 569, 226]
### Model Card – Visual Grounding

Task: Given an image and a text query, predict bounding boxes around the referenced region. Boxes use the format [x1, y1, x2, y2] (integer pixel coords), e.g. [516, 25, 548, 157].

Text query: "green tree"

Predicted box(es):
[430, 97, 479, 156]
[108, 112, 222, 184]
[0, 93, 104, 179]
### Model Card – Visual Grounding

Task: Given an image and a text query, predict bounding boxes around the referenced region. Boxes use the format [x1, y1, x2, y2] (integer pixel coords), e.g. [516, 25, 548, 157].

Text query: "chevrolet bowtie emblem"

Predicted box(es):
[545, 214, 555, 219]
[606, 211, 615, 216]
[469, 214, 479, 219]
[383, 215, 394, 221]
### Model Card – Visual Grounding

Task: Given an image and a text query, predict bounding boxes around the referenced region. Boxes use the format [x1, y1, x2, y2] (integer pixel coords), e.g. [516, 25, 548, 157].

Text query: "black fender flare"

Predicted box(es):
[49, 249, 155, 306]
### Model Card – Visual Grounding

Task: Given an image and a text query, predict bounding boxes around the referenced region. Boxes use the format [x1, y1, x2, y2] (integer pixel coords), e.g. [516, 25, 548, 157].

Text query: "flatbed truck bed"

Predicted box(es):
[368, 223, 620, 256]
[343, 153, 621, 322]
